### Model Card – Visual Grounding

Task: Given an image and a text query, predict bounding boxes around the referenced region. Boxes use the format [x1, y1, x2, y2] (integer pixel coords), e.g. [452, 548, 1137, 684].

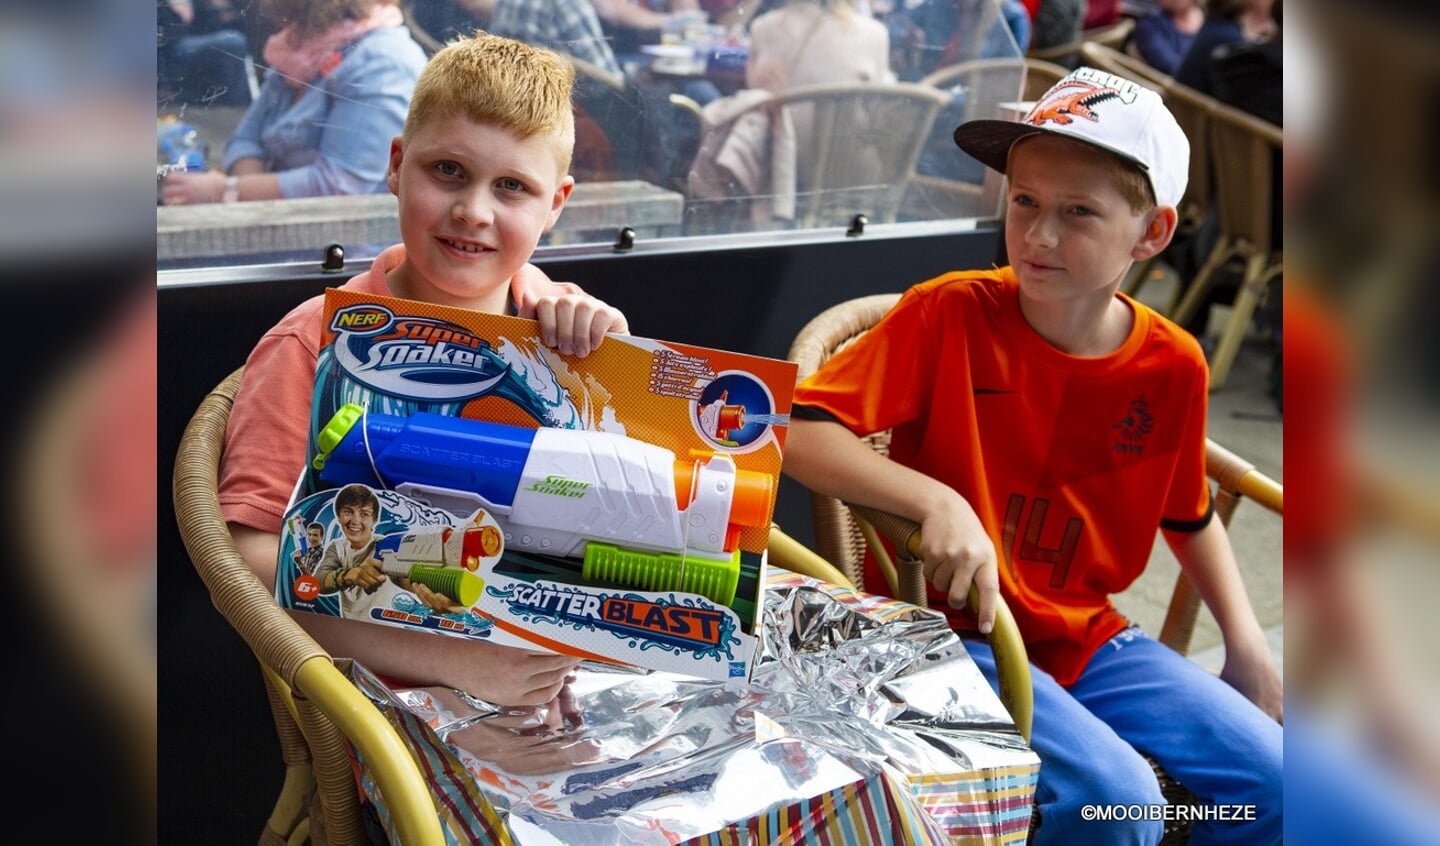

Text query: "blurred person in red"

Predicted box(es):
[22, 287, 156, 842]
[1081, 0, 1118, 29]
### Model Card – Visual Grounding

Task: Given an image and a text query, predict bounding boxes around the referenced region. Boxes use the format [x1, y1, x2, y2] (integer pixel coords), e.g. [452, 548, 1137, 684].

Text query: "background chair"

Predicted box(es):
[903, 57, 1028, 220]
[786, 293, 1283, 843]
[568, 56, 655, 183]
[1079, 39, 1172, 88]
[898, 58, 1067, 222]
[173, 368, 445, 846]
[1169, 99, 1283, 391]
[918, 56, 1028, 113]
[1121, 76, 1217, 314]
[1021, 56, 1071, 100]
[1027, 15, 1135, 68]
[687, 81, 951, 231]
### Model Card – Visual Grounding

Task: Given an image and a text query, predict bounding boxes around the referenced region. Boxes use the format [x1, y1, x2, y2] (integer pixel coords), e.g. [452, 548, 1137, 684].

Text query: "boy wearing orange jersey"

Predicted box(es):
[784, 67, 1281, 844]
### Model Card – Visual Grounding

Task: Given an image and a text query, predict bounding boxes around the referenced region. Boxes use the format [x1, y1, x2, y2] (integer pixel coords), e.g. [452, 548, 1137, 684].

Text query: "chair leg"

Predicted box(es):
[1206, 252, 1273, 390]
[261, 670, 316, 845]
[1169, 236, 1234, 330]
[295, 696, 368, 846]
[1157, 572, 1202, 656]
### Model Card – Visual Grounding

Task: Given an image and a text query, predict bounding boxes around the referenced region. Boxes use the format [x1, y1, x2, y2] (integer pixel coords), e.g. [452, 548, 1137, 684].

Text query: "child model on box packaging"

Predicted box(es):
[289, 520, 326, 574]
[220, 31, 629, 707]
[782, 67, 1281, 844]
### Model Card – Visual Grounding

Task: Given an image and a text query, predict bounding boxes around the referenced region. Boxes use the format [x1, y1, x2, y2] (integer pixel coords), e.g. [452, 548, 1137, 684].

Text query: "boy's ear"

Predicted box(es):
[1132, 205, 1178, 261]
[386, 136, 403, 197]
[542, 175, 576, 232]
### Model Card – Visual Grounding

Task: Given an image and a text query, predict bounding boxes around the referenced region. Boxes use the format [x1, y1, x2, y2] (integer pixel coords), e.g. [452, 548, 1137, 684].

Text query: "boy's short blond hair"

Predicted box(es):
[1094, 152, 1156, 215]
[404, 31, 577, 177]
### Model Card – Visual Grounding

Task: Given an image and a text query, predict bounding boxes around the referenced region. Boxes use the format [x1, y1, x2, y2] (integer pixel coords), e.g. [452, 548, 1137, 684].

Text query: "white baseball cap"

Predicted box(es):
[952, 66, 1189, 209]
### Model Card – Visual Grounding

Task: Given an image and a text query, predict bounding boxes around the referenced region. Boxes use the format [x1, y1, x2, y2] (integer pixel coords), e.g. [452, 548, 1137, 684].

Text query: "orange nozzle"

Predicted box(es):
[728, 467, 774, 528]
[671, 455, 774, 527]
[673, 459, 697, 511]
[716, 404, 745, 438]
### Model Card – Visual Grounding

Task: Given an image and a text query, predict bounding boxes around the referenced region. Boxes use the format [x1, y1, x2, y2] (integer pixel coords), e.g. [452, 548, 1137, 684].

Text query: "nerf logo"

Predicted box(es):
[330, 304, 394, 334]
[329, 310, 513, 403]
[524, 475, 590, 499]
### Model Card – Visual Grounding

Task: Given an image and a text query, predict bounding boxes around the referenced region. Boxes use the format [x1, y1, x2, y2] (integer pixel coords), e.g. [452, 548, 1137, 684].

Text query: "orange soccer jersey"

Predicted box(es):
[792, 269, 1213, 686]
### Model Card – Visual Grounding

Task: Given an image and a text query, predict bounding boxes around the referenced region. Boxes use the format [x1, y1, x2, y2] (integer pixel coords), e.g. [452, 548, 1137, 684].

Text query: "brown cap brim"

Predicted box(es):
[952, 119, 1047, 175]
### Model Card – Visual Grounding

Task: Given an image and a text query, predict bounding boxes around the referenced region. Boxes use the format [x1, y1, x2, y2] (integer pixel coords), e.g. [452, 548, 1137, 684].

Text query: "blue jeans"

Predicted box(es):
[965, 626, 1282, 845]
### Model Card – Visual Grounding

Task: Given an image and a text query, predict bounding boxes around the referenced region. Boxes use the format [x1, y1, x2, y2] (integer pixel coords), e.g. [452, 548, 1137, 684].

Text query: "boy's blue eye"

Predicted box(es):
[435, 161, 462, 178]
[1071, 205, 1095, 216]
[497, 177, 526, 193]
[1011, 194, 1036, 207]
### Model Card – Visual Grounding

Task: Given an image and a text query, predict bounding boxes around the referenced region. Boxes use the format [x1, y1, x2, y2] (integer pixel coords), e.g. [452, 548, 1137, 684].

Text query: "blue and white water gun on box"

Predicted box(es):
[311, 405, 774, 605]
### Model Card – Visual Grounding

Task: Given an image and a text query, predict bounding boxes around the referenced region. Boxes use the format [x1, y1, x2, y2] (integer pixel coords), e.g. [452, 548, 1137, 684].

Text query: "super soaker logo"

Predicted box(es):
[329, 305, 510, 401]
[524, 475, 590, 499]
[499, 582, 738, 658]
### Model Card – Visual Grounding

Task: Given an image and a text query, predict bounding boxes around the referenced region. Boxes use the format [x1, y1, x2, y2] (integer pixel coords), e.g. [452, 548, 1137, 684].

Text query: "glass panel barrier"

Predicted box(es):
[157, 0, 1025, 272]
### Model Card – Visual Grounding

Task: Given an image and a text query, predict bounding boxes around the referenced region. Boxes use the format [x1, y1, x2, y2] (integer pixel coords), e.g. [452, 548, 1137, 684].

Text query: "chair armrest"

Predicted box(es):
[173, 367, 445, 844]
[291, 658, 443, 845]
[1206, 439, 1283, 515]
[846, 505, 1033, 744]
[767, 525, 856, 589]
[777, 506, 1036, 742]
[668, 92, 704, 121]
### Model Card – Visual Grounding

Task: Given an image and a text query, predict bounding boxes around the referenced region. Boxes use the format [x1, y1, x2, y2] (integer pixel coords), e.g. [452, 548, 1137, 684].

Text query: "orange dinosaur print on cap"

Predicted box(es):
[1024, 80, 1122, 127]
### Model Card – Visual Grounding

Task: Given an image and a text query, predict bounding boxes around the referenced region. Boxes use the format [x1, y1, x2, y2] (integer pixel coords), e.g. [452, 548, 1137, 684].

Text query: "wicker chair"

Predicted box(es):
[1169, 98, 1283, 391]
[1078, 39, 1172, 88]
[1027, 16, 1136, 68]
[689, 81, 952, 230]
[787, 293, 1283, 843]
[172, 368, 445, 846]
[1021, 56, 1071, 101]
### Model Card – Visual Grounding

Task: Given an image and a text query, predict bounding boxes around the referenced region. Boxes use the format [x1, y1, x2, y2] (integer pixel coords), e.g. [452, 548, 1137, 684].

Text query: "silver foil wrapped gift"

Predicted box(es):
[348, 570, 1040, 844]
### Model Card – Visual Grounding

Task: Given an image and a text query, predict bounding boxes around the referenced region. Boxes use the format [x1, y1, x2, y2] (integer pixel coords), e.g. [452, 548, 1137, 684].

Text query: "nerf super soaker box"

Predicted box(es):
[275, 289, 797, 681]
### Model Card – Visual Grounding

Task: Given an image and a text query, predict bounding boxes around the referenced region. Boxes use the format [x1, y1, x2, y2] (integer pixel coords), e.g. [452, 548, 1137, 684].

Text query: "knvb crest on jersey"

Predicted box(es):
[329, 304, 509, 402]
[1112, 395, 1155, 454]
